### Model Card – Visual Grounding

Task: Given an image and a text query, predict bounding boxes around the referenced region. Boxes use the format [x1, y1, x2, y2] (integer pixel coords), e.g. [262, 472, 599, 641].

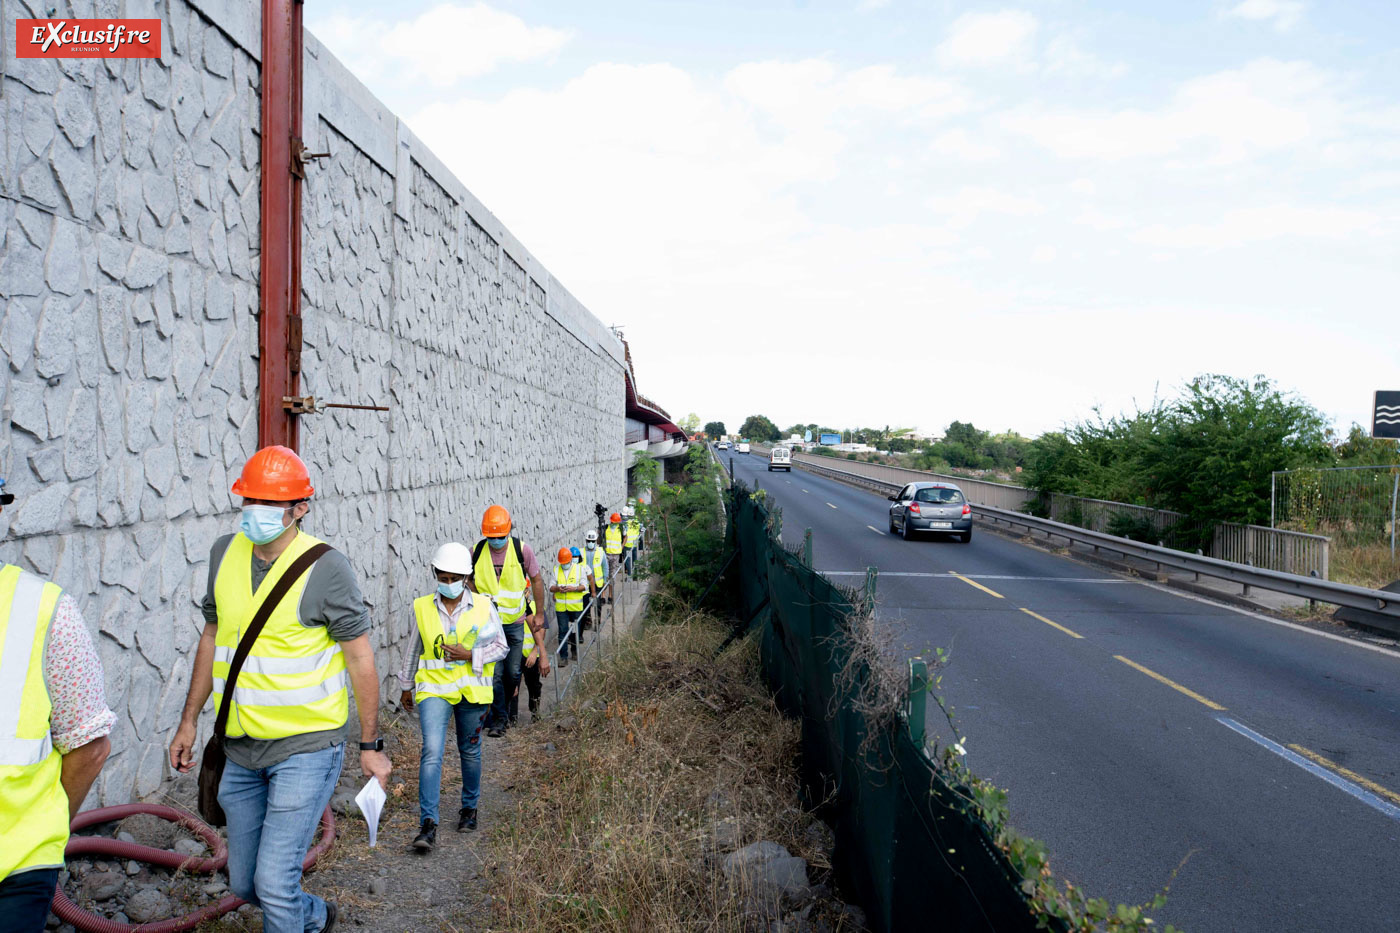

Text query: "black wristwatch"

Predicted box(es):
[359, 738, 384, 751]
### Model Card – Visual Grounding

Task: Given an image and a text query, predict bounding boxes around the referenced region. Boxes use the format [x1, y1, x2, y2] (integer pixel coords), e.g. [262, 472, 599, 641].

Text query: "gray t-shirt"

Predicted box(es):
[202, 532, 371, 769]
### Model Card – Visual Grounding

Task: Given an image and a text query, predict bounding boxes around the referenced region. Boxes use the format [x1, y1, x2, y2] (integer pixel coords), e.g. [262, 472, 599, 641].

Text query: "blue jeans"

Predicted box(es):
[556, 609, 581, 659]
[219, 743, 343, 933]
[491, 621, 525, 727]
[417, 696, 489, 822]
[0, 868, 58, 933]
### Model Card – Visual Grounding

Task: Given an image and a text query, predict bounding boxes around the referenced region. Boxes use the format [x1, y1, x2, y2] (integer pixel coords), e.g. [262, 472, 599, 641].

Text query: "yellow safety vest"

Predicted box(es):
[554, 564, 583, 612]
[523, 615, 536, 657]
[605, 524, 623, 555]
[624, 519, 640, 547]
[0, 564, 69, 883]
[212, 532, 348, 740]
[474, 539, 529, 625]
[589, 547, 606, 587]
[412, 594, 494, 705]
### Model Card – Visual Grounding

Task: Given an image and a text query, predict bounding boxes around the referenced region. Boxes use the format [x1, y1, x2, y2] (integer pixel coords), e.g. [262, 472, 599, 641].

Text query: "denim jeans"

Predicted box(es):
[219, 743, 343, 933]
[556, 608, 581, 659]
[417, 697, 489, 823]
[0, 868, 58, 933]
[491, 620, 525, 727]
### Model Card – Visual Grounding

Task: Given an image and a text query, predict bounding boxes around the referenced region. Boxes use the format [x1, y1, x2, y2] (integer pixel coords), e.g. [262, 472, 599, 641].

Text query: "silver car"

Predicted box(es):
[888, 482, 973, 542]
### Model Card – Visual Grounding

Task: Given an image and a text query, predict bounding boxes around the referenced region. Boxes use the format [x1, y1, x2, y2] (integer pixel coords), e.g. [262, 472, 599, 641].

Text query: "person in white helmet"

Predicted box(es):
[397, 543, 508, 849]
[581, 530, 607, 629]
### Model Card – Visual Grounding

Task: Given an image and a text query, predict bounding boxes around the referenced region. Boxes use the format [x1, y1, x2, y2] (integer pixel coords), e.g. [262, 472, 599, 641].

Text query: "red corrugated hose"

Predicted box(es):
[50, 804, 336, 933]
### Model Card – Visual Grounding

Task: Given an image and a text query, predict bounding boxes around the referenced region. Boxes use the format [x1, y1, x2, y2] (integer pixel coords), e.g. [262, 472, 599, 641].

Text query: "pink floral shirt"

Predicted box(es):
[45, 595, 117, 754]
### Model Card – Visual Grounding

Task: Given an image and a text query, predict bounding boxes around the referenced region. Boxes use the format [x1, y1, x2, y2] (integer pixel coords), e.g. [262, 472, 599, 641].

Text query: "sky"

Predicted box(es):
[307, 0, 1400, 439]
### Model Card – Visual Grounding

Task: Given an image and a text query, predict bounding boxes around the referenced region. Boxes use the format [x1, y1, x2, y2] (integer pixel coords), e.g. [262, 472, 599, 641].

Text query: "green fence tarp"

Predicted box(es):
[729, 485, 1061, 933]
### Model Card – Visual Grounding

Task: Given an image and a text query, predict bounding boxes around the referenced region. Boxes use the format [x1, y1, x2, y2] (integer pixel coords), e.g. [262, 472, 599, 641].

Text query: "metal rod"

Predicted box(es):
[1392, 472, 1398, 559]
[1270, 472, 1277, 530]
[322, 402, 391, 412]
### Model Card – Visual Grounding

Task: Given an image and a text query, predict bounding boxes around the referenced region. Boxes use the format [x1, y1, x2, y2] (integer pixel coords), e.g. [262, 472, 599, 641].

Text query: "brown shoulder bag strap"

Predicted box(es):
[213, 542, 334, 738]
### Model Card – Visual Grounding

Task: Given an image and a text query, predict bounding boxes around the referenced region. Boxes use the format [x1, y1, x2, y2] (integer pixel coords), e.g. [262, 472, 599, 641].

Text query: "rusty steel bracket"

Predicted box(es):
[290, 138, 330, 179]
[282, 396, 390, 416]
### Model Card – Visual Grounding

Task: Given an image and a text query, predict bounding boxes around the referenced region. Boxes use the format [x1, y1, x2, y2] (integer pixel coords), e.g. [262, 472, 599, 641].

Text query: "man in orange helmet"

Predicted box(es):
[471, 505, 548, 736]
[169, 446, 391, 933]
[549, 547, 588, 668]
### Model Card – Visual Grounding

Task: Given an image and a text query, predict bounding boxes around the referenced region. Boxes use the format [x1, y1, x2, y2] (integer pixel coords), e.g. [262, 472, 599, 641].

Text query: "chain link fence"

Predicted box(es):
[1273, 465, 1400, 557]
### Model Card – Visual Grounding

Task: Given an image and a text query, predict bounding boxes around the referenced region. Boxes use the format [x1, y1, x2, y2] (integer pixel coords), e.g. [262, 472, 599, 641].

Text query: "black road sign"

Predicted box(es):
[1375, 391, 1400, 440]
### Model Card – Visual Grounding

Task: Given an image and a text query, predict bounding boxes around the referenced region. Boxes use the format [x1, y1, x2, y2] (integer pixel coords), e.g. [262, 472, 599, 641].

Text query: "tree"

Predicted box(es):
[739, 414, 781, 441]
[703, 420, 726, 438]
[679, 412, 701, 434]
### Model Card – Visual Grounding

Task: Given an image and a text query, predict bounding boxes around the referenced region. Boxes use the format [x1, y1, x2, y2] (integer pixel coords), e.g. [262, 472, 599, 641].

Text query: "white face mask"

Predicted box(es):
[437, 579, 465, 600]
[240, 505, 289, 545]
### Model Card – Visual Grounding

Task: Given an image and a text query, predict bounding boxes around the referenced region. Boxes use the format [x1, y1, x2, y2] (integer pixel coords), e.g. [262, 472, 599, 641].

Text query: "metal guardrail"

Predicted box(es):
[1213, 521, 1330, 581]
[793, 459, 1399, 620]
[789, 451, 1035, 511]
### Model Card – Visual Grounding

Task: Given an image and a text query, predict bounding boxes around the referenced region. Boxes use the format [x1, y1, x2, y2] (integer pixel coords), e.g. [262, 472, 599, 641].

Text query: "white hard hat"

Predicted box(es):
[622, 506, 634, 517]
[585, 530, 598, 542]
[431, 542, 473, 575]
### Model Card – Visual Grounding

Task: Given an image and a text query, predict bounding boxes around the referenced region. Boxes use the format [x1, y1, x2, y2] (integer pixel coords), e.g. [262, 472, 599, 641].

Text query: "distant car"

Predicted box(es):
[737, 442, 751, 454]
[768, 447, 792, 471]
[717, 441, 731, 450]
[888, 482, 972, 542]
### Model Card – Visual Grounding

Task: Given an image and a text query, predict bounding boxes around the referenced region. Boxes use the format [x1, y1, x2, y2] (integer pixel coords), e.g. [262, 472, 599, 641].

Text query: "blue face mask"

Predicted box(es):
[585, 541, 596, 550]
[437, 579, 465, 600]
[240, 505, 288, 545]
[487, 537, 508, 551]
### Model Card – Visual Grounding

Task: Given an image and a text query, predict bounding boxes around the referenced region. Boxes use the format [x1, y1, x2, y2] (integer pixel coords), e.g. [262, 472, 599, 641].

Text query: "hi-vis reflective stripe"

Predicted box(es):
[417, 658, 470, 671]
[0, 733, 53, 767]
[213, 644, 343, 677]
[415, 670, 494, 696]
[496, 588, 525, 603]
[213, 670, 349, 707]
[0, 573, 46, 760]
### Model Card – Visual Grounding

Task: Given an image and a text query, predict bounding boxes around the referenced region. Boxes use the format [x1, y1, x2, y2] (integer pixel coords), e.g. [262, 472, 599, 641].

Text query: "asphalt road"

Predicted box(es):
[728, 451, 1400, 933]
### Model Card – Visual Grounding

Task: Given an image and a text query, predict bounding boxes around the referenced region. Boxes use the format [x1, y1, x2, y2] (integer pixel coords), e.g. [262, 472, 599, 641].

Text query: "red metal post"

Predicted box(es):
[258, 0, 303, 451]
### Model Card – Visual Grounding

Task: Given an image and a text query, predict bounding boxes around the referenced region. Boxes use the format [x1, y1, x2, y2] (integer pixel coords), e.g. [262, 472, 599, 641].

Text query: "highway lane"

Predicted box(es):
[731, 451, 1400, 932]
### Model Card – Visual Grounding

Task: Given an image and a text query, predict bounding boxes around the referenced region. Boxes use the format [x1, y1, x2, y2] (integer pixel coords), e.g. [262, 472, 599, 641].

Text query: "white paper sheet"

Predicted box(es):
[354, 777, 387, 847]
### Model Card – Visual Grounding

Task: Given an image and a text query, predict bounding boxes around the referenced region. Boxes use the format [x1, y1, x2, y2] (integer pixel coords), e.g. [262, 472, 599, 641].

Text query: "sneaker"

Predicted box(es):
[322, 901, 338, 933]
[487, 725, 505, 738]
[559, 656, 570, 669]
[458, 807, 478, 832]
[412, 818, 437, 851]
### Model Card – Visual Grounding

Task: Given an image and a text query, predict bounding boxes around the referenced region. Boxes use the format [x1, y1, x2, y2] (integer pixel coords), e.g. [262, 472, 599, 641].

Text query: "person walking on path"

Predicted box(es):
[397, 543, 508, 848]
[169, 446, 391, 933]
[604, 512, 624, 581]
[0, 478, 115, 933]
[549, 548, 587, 667]
[471, 505, 548, 737]
[516, 614, 543, 723]
[623, 507, 642, 576]
[582, 530, 606, 629]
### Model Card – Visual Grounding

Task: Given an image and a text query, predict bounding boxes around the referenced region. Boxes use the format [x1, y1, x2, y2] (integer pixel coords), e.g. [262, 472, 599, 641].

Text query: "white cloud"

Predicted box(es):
[1043, 35, 1127, 79]
[1003, 59, 1348, 163]
[936, 10, 1038, 69]
[928, 128, 999, 161]
[1223, 0, 1305, 31]
[311, 2, 568, 86]
[857, 0, 892, 10]
[1134, 204, 1386, 249]
[926, 186, 1042, 227]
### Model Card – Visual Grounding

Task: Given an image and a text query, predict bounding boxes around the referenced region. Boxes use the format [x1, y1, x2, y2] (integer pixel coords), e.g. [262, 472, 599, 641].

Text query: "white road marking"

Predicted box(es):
[1136, 581, 1400, 660]
[801, 488, 810, 494]
[826, 502, 838, 509]
[866, 525, 886, 536]
[818, 572, 1131, 583]
[1216, 716, 1400, 822]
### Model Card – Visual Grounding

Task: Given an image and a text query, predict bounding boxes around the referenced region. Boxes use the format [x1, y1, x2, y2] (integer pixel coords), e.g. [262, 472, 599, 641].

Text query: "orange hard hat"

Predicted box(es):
[481, 504, 512, 537]
[557, 547, 573, 563]
[231, 446, 314, 501]
[610, 512, 621, 523]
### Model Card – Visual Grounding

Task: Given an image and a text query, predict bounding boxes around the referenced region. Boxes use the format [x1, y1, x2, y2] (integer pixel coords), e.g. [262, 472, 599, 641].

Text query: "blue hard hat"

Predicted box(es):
[0, 478, 11, 505]
[571, 547, 582, 560]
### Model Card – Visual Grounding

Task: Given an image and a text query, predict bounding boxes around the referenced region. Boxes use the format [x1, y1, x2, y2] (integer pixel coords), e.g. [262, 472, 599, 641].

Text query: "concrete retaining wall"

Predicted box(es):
[0, 0, 625, 805]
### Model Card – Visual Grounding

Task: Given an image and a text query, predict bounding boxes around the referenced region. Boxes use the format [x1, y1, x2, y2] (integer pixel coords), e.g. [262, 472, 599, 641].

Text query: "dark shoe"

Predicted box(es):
[412, 818, 437, 851]
[528, 697, 540, 716]
[487, 725, 505, 738]
[508, 715, 519, 728]
[458, 807, 478, 831]
[322, 900, 338, 933]
[559, 656, 570, 669]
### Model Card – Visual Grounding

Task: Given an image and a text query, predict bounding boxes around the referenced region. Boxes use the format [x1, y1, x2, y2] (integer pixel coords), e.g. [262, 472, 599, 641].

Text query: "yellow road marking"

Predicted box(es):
[1114, 655, 1226, 710]
[1287, 744, 1400, 807]
[950, 573, 1003, 599]
[1019, 608, 1083, 639]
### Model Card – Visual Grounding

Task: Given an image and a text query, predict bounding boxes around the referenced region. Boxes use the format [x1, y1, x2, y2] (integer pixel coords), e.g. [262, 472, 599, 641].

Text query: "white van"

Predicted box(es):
[737, 442, 751, 455]
[768, 447, 791, 471]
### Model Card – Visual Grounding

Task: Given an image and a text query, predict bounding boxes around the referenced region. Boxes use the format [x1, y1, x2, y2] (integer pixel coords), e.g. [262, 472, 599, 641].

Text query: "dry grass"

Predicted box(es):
[483, 608, 856, 932]
[1329, 542, 1400, 590]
